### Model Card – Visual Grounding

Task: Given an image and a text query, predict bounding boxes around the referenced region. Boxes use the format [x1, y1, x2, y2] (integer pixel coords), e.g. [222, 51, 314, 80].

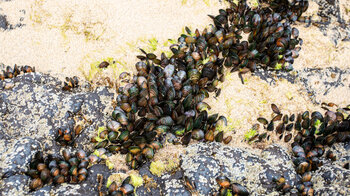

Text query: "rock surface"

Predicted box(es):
[0, 137, 41, 178]
[312, 142, 350, 195]
[0, 174, 30, 195]
[180, 142, 299, 195]
[135, 142, 350, 195]
[0, 72, 115, 194]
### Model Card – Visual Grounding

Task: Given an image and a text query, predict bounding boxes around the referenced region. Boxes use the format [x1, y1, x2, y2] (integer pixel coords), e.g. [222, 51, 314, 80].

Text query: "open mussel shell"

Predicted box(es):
[95, 140, 108, 149]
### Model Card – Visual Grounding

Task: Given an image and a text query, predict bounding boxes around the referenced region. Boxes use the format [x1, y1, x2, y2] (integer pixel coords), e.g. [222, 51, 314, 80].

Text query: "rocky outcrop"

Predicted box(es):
[0, 72, 115, 179]
[135, 142, 350, 195]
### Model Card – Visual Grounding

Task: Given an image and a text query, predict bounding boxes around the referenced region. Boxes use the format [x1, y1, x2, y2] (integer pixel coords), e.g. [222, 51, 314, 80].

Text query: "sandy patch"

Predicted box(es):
[294, 25, 350, 70]
[0, 0, 228, 80]
[340, 0, 350, 23]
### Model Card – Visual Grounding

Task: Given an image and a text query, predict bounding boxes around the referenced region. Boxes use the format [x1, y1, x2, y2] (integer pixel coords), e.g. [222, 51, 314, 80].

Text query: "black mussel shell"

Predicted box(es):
[231, 183, 249, 196]
[271, 104, 281, 114]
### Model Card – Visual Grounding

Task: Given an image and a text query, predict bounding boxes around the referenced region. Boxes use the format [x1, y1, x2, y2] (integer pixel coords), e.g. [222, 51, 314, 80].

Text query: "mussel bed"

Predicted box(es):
[2, 0, 346, 195]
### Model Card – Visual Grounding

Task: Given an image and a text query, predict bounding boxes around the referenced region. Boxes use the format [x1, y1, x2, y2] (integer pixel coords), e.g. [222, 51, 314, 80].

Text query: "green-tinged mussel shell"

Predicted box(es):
[196, 102, 211, 112]
[188, 69, 201, 83]
[192, 129, 205, 140]
[205, 130, 215, 142]
[116, 113, 128, 126]
[108, 131, 119, 142]
[95, 140, 108, 149]
[257, 117, 268, 125]
[155, 125, 170, 133]
[142, 147, 154, 159]
[173, 126, 186, 136]
[129, 146, 141, 155]
[118, 130, 130, 141]
[215, 131, 224, 142]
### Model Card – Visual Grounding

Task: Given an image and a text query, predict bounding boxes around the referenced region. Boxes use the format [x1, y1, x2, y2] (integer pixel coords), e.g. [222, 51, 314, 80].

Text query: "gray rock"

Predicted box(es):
[312, 163, 350, 195]
[0, 15, 8, 30]
[0, 137, 41, 178]
[51, 183, 97, 196]
[136, 186, 162, 196]
[29, 185, 52, 196]
[137, 163, 162, 195]
[0, 72, 114, 177]
[86, 164, 112, 193]
[159, 170, 191, 196]
[137, 162, 190, 196]
[136, 143, 301, 196]
[181, 142, 299, 195]
[0, 174, 30, 195]
[312, 142, 350, 195]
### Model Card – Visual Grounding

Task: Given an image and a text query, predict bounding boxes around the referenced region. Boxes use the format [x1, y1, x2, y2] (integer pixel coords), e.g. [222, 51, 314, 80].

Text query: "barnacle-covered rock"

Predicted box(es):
[181, 142, 299, 195]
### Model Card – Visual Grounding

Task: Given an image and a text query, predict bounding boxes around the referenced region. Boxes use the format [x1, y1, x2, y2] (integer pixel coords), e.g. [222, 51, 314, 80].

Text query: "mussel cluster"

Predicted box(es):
[107, 176, 135, 196]
[56, 124, 84, 146]
[62, 76, 79, 91]
[207, 0, 304, 72]
[256, 104, 350, 194]
[27, 149, 90, 190]
[261, 0, 309, 21]
[215, 176, 249, 196]
[0, 64, 35, 80]
[23, 0, 341, 194]
[93, 0, 310, 170]
[94, 60, 232, 169]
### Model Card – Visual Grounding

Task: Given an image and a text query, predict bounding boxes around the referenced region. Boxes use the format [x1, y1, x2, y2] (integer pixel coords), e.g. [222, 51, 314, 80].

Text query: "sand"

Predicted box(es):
[0, 0, 228, 80]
